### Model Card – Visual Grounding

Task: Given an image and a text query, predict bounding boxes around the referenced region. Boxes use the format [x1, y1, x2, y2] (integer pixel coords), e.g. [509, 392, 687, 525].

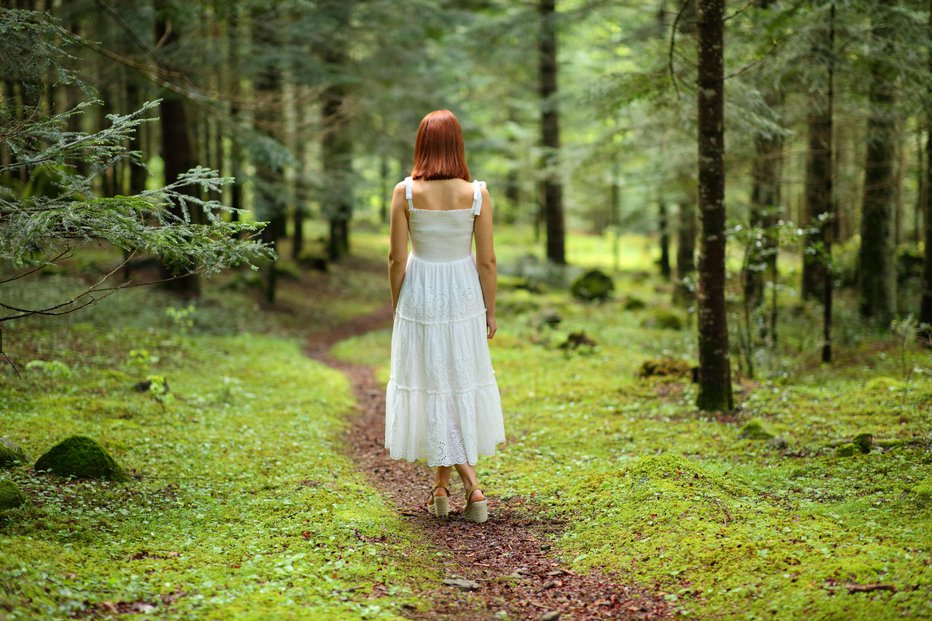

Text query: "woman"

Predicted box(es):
[385, 110, 505, 523]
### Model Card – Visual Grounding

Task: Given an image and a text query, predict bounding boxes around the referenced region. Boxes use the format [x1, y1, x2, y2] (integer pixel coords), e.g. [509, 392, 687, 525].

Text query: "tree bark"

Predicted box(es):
[675, 196, 697, 302]
[155, 1, 200, 295]
[321, 0, 354, 261]
[658, 198, 672, 279]
[801, 3, 834, 302]
[539, 0, 566, 264]
[920, 0, 932, 334]
[821, 0, 836, 363]
[858, 0, 899, 325]
[746, 111, 783, 310]
[695, 0, 733, 412]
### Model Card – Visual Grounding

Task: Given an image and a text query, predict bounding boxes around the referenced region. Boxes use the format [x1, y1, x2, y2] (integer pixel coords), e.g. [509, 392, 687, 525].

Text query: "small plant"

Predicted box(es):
[145, 374, 173, 409]
[25, 359, 72, 379]
[165, 304, 197, 335]
[890, 315, 921, 388]
[128, 349, 159, 373]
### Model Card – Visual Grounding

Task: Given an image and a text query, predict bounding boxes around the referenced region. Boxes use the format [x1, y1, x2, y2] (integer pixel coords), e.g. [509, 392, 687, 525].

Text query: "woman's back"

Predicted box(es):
[403, 176, 485, 263]
[407, 178, 476, 212]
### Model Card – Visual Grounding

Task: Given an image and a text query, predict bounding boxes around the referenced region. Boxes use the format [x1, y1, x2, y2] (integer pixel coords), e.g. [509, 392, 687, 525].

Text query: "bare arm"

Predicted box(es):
[388, 184, 409, 312]
[473, 186, 497, 339]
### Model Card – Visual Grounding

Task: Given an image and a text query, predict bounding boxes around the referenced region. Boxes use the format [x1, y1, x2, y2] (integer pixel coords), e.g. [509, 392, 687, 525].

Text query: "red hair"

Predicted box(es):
[411, 110, 470, 181]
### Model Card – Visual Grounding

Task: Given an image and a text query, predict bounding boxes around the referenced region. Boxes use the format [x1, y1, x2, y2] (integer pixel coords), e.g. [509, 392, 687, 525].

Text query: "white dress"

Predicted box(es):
[385, 176, 506, 467]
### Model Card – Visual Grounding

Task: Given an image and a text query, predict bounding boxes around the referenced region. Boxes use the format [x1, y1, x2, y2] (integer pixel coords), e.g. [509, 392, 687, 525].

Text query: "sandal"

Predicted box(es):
[427, 485, 450, 518]
[462, 485, 488, 523]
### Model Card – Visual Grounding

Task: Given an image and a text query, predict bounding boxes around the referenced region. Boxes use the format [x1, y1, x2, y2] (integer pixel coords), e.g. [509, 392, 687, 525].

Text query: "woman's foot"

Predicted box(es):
[463, 486, 488, 523]
[427, 485, 450, 518]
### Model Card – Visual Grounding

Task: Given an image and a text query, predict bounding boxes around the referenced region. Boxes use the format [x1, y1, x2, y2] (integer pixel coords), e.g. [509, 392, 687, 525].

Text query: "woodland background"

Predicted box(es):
[0, 0, 930, 619]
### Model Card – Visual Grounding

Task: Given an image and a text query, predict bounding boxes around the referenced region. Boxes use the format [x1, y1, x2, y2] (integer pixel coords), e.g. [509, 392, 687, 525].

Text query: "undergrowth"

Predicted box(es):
[0, 281, 432, 620]
[333, 254, 932, 620]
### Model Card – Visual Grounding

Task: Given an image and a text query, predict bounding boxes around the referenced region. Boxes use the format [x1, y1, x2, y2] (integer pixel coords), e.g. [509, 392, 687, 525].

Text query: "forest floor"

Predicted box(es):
[1, 226, 930, 620]
[306, 305, 671, 620]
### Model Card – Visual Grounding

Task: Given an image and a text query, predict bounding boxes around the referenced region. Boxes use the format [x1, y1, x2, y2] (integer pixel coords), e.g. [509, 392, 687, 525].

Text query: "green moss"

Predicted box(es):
[637, 357, 692, 379]
[909, 478, 932, 508]
[835, 443, 858, 457]
[641, 307, 684, 330]
[623, 296, 646, 311]
[0, 478, 26, 511]
[0, 284, 435, 618]
[851, 433, 872, 453]
[34, 436, 128, 481]
[0, 437, 27, 469]
[570, 269, 614, 302]
[739, 419, 773, 440]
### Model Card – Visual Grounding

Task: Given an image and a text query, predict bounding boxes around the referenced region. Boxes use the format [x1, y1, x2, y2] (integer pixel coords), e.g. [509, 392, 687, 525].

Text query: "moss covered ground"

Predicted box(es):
[0, 274, 434, 620]
[332, 229, 932, 620]
[3, 226, 930, 620]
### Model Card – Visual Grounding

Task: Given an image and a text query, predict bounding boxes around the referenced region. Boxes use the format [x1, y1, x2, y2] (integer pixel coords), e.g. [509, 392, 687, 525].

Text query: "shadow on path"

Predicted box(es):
[307, 305, 671, 620]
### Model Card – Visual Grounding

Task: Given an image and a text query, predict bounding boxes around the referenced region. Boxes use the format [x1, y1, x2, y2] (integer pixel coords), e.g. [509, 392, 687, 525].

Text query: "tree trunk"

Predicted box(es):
[858, 0, 899, 326]
[695, 0, 733, 412]
[920, 0, 932, 335]
[746, 116, 783, 310]
[675, 197, 697, 302]
[252, 5, 286, 302]
[801, 4, 835, 302]
[821, 0, 836, 363]
[321, 0, 354, 261]
[155, 1, 200, 295]
[658, 198, 672, 279]
[539, 0, 566, 264]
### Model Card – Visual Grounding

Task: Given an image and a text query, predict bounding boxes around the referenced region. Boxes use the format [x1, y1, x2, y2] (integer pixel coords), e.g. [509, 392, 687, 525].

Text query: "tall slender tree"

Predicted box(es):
[820, 0, 836, 362]
[539, 0, 565, 264]
[801, 1, 835, 303]
[858, 0, 899, 325]
[921, 0, 932, 336]
[695, 0, 733, 412]
[155, 0, 200, 295]
[320, 0, 354, 261]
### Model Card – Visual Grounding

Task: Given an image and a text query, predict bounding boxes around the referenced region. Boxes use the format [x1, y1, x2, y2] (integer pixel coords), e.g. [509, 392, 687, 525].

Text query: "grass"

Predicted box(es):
[332, 227, 932, 620]
[0, 278, 435, 620]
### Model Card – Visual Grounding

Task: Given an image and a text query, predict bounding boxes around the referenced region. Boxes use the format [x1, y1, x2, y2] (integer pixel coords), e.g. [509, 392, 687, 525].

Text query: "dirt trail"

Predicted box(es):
[307, 306, 671, 620]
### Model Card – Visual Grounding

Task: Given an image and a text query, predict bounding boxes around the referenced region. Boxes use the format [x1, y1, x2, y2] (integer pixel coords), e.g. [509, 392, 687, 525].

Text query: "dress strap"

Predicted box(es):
[471, 180, 486, 215]
[403, 176, 414, 210]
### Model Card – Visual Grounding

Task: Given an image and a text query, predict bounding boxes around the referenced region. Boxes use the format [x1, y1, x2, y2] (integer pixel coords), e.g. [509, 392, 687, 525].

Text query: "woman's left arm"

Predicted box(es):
[388, 184, 409, 312]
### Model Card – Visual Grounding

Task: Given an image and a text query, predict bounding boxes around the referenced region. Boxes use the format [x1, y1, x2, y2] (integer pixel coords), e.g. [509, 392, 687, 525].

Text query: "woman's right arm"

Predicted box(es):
[388, 184, 409, 312]
[473, 186, 497, 339]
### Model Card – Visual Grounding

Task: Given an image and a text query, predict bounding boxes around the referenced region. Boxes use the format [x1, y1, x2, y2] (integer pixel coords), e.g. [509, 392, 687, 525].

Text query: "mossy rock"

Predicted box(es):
[638, 357, 692, 379]
[835, 443, 858, 457]
[0, 437, 27, 469]
[739, 419, 773, 440]
[623, 296, 646, 311]
[0, 478, 26, 511]
[570, 269, 614, 302]
[34, 436, 128, 481]
[852, 433, 873, 454]
[641, 308, 684, 331]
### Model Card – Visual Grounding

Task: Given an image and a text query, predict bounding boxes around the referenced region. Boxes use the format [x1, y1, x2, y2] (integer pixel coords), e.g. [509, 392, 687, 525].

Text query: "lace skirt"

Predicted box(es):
[385, 254, 505, 466]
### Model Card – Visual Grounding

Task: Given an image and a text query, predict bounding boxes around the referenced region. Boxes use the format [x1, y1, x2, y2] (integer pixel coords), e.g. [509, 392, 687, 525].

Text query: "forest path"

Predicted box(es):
[305, 305, 671, 620]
